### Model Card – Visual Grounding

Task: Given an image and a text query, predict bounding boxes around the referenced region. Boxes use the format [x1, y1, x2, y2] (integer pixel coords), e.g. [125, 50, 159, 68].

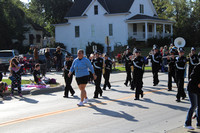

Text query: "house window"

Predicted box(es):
[133, 24, 137, 35]
[140, 4, 144, 14]
[149, 25, 153, 32]
[71, 48, 77, 55]
[109, 24, 113, 36]
[91, 24, 95, 37]
[75, 26, 80, 38]
[29, 34, 34, 44]
[94, 5, 98, 15]
[36, 34, 41, 43]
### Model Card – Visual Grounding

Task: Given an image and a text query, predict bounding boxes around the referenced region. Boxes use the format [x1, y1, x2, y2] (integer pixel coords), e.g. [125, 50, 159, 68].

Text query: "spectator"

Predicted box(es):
[45, 48, 51, 72]
[54, 46, 63, 71]
[33, 64, 45, 85]
[33, 46, 39, 63]
[68, 49, 96, 106]
[9, 58, 23, 97]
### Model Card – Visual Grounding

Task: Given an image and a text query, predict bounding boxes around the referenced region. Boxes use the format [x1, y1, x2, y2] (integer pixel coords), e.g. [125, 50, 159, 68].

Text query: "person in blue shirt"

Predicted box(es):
[68, 49, 97, 106]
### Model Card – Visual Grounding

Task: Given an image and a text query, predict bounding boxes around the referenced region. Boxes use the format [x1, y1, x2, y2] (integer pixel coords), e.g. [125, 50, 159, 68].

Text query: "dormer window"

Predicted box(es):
[94, 5, 98, 15]
[140, 4, 144, 14]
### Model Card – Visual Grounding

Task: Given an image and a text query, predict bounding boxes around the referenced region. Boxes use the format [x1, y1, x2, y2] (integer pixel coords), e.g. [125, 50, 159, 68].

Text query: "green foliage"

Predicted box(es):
[0, 0, 28, 50]
[147, 37, 172, 47]
[27, 0, 73, 36]
[127, 37, 136, 49]
[86, 42, 104, 56]
[113, 44, 126, 56]
[49, 42, 66, 49]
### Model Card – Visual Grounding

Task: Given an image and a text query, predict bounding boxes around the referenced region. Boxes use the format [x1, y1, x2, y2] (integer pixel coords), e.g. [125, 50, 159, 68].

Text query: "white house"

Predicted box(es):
[23, 23, 43, 47]
[54, 0, 174, 54]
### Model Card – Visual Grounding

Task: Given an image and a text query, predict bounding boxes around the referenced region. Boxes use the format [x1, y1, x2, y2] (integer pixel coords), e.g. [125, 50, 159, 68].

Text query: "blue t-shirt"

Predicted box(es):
[70, 57, 94, 78]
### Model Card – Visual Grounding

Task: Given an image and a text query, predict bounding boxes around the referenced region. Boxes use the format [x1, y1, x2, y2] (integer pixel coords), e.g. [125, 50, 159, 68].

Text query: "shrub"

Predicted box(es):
[147, 36, 172, 47]
[49, 42, 66, 49]
[113, 44, 126, 56]
[86, 42, 104, 56]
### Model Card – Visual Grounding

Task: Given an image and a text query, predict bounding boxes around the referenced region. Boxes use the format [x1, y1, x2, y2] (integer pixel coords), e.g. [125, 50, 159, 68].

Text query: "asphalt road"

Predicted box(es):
[0, 72, 196, 133]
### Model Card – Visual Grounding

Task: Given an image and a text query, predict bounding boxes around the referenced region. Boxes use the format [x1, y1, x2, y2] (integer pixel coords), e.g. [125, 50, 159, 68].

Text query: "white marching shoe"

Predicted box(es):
[83, 98, 88, 104]
[77, 101, 84, 106]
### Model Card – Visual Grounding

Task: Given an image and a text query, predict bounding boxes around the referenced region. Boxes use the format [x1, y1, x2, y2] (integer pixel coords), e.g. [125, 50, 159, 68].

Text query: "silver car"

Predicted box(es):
[0, 50, 19, 71]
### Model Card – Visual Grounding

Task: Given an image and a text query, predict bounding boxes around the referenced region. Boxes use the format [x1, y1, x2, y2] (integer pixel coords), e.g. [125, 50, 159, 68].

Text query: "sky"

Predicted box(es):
[20, 0, 30, 3]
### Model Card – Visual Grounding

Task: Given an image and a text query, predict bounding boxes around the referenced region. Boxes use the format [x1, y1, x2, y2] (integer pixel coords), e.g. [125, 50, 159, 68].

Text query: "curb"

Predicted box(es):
[31, 85, 64, 95]
[3, 85, 64, 96]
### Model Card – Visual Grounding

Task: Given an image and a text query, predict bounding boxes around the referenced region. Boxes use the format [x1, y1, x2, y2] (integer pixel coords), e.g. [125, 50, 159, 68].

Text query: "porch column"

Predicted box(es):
[145, 22, 148, 41]
[171, 24, 173, 36]
[154, 23, 157, 37]
[163, 24, 165, 38]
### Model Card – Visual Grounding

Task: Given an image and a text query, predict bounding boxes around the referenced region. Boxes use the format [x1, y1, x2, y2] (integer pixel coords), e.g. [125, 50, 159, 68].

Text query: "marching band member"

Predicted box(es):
[92, 52, 104, 98]
[103, 54, 112, 90]
[131, 48, 145, 100]
[63, 55, 75, 98]
[148, 45, 162, 86]
[123, 46, 132, 87]
[188, 47, 199, 80]
[167, 49, 177, 91]
[175, 47, 187, 102]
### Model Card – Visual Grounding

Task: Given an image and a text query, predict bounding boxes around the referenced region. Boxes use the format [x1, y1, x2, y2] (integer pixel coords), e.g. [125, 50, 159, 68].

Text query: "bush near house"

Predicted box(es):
[113, 44, 126, 56]
[86, 42, 104, 56]
[147, 36, 172, 47]
[127, 37, 137, 49]
[49, 42, 66, 49]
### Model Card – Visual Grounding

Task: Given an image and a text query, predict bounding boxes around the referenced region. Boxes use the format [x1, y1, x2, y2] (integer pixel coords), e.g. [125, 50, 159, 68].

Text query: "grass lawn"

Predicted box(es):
[113, 66, 152, 72]
[2, 79, 59, 88]
[2, 79, 31, 85]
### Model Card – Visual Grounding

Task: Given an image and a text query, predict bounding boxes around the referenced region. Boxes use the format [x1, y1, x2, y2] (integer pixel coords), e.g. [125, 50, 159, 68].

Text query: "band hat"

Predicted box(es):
[126, 46, 130, 50]
[179, 47, 185, 52]
[153, 44, 159, 50]
[65, 54, 70, 57]
[191, 47, 196, 51]
[134, 48, 141, 53]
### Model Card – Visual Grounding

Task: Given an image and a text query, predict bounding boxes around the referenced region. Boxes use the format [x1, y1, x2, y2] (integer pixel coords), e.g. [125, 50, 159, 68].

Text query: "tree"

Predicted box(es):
[27, 0, 73, 36]
[0, 0, 28, 49]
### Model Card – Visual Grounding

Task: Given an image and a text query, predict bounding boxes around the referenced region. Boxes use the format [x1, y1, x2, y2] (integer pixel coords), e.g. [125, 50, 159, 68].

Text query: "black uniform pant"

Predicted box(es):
[0, 72, 2, 81]
[188, 66, 194, 80]
[125, 66, 132, 85]
[64, 71, 75, 97]
[152, 65, 160, 85]
[176, 70, 186, 100]
[94, 70, 103, 97]
[134, 70, 143, 99]
[168, 69, 176, 90]
[103, 70, 111, 89]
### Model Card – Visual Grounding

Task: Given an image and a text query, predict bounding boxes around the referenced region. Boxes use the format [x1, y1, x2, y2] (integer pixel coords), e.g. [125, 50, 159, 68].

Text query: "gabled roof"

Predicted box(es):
[65, 0, 134, 18]
[66, 0, 92, 17]
[127, 14, 174, 22]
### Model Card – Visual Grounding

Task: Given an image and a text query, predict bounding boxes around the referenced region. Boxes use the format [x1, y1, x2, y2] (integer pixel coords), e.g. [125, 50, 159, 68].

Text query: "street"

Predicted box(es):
[0, 72, 197, 133]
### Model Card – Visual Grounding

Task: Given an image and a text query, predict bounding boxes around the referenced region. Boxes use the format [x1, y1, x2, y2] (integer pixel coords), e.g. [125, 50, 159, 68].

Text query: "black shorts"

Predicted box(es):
[76, 75, 89, 85]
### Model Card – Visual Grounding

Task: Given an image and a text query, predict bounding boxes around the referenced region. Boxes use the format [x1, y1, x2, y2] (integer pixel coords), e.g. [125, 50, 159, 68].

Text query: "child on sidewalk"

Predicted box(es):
[33, 64, 46, 85]
[0, 81, 8, 99]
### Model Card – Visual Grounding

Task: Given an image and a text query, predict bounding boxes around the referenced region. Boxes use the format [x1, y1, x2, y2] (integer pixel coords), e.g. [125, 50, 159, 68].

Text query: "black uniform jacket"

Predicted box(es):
[132, 56, 145, 72]
[123, 52, 133, 67]
[104, 59, 112, 72]
[175, 56, 187, 71]
[92, 57, 103, 71]
[187, 63, 200, 94]
[188, 54, 199, 67]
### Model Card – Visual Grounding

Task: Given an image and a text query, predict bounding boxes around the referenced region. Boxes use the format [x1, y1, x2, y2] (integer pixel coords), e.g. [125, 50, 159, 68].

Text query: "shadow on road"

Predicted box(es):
[142, 98, 188, 111]
[17, 96, 39, 104]
[111, 88, 133, 94]
[89, 103, 139, 122]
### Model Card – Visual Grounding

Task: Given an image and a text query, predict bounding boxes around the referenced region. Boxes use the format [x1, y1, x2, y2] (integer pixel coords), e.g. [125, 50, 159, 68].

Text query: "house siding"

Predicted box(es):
[55, 0, 159, 53]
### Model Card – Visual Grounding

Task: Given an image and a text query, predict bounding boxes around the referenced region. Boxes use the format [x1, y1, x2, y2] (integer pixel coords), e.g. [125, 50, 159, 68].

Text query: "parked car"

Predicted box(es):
[0, 50, 19, 71]
[39, 48, 72, 69]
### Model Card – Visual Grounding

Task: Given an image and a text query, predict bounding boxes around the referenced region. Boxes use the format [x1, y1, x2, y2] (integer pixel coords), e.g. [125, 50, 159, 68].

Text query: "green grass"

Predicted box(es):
[113, 66, 152, 72]
[2, 79, 60, 88]
[2, 79, 32, 85]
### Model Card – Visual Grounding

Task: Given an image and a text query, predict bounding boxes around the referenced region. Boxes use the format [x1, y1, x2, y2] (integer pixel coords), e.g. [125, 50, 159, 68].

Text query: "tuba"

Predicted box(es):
[174, 37, 186, 49]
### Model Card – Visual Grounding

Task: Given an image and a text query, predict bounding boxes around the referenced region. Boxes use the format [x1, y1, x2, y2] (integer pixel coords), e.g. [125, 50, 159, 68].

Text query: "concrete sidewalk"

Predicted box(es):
[167, 121, 200, 133]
